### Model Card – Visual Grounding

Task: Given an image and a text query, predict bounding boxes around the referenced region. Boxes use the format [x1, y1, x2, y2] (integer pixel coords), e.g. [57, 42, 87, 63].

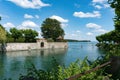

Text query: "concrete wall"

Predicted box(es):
[0, 42, 68, 52]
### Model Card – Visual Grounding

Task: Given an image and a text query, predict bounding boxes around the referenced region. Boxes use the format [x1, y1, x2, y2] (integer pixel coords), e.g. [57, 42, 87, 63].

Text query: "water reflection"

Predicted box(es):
[0, 49, 67, 80]
[0, 42, 104, 80]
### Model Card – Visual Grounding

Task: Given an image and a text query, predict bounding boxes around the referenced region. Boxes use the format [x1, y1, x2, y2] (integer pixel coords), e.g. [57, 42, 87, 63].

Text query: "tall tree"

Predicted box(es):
[0, 25, 6, 43]
[108, 0, 120, 43]
[22, 29, 38, 42]
[41, 18, 65, 41]
[10, 28, 22, 42]
[0, 16, 6, 43]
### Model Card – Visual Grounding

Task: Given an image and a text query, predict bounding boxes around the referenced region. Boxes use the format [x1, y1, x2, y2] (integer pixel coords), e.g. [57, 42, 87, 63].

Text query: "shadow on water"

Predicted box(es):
[0, 49, 68, 80]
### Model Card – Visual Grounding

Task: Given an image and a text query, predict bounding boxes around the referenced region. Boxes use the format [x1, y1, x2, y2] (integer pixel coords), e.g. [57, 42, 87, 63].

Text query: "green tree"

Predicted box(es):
[22, 29, 38, 42]
[0, 16, 6, 43]
[41, 18, 65, 41]
[10, 28, 22, 42]
[0, 25, 6, 43]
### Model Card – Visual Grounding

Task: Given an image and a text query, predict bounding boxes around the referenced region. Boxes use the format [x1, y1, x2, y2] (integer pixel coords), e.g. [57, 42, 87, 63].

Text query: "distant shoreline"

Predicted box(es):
[65, 39, 91, 42]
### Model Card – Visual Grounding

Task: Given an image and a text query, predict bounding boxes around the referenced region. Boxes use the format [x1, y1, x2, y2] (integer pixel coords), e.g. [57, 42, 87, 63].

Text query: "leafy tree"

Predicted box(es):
[0, 25, 6, 43]
[0, 17, 6, 43]
[10, 28, 22, 42]
[41, 18, 65, 41]
[21, 29, 38, 42]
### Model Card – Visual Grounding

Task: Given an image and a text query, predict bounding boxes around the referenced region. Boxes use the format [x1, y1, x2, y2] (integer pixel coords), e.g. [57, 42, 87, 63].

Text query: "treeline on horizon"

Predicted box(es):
[65, 39, 91, 42]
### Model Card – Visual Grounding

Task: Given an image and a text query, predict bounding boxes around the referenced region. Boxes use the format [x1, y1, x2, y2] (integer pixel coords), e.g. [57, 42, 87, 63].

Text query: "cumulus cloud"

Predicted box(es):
[50, 15, 68, 23]
[94, 5, 102, 9]
[73, 11, 101, 18]
[86, 23, 108, 35]
[86, 23, 101, 29]
[92, 0, 106, 3]
[8, 0, 50, 9]
[86, 32, 93, 36]
[24, 14, 34, 19]
[18, 20, 39, 29]
[94, 29, 107, 33]
[3, 22, 15, 28]
[92, 0, 110, 9]
[24, 14, 40, 19]
[103, 4, 110, 8]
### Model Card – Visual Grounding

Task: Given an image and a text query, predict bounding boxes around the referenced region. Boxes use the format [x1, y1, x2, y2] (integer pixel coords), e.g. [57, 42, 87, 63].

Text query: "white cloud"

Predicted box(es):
[94, 29, 108, 33]
[8, 0, 50, 9]
[24, 14, 34, 19]
[35, 15, 40, 19]
[24, 14, 40, 19]
[50, 15, 69, 23]
[86, 32, 93, 36]
[18, 20, 39, 29]
[92, 0, 109, 9]
[3, 22, 15, 28]
[86, 23, 108, 35]
[94, 5, 102, 9]
[86, 23, 101, 29]
[103, 4, 110, 8]
[73, 11, 101, 18]
[92, 0, 106, 3]
[61, 23, 68, 28]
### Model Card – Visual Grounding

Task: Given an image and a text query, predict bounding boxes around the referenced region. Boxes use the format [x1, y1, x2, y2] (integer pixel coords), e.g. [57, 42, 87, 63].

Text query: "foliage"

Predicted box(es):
[0, 25, 6, 43]
[21, 29, 38, 42]
[41, 18, 65, 41]
[18, 57, 109, 80]
[10, 28, 22, 42]
[6, 28, 38, 43]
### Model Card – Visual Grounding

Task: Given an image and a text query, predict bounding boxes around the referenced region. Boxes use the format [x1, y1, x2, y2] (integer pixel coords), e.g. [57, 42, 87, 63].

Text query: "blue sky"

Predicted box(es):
[0, 0, 115, 41]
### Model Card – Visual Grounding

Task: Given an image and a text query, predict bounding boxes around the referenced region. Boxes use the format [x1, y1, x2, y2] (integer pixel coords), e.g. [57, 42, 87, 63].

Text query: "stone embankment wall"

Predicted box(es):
[0, 42, 68, 52]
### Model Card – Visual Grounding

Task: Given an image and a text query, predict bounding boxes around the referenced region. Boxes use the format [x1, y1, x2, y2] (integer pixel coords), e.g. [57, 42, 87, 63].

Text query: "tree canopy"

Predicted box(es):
[10, 28, 22, 42]
[6, 28, 38, 43]
[0, 16, 6, 43]
[21, 29, 38, 42]
[0, 25, 6, 43]
[41, 18, 65, 41]
[96, 0, 120, 43]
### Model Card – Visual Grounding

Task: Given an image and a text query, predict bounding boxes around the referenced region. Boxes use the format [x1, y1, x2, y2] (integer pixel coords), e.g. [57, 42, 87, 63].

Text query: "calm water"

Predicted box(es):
[0, 42, 104, 80]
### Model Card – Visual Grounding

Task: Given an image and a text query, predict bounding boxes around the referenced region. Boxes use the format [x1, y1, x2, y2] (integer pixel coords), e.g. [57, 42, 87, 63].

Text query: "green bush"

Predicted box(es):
[16, 38, 25, 43]
[18, 57, 109, 80]
[6, 38, 14, 43]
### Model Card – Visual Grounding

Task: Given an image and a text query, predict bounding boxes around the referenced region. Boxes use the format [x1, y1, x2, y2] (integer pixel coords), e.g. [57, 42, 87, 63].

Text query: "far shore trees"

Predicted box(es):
[41, 18, 65, 41]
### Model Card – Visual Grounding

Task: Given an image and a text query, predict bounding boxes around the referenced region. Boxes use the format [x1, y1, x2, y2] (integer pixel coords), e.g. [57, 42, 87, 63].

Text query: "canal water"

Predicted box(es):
[0, 42, 104, 80]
